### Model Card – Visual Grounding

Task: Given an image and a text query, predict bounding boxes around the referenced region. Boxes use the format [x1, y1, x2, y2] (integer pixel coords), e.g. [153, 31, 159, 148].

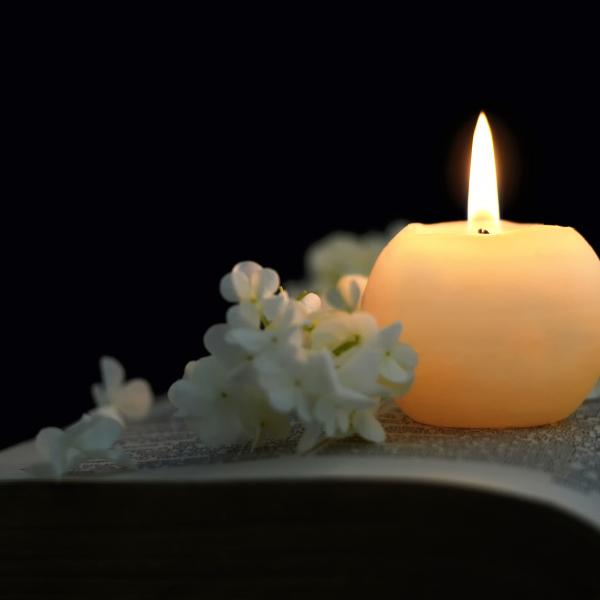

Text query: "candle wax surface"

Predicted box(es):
[362, 221, 600, 428]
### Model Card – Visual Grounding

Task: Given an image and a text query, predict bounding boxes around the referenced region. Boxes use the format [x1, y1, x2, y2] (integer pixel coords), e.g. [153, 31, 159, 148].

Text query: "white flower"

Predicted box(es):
[352, 402, 386, 443]
[169, 356, 288, 447]
[309, 311, 417, 398]
[292, 350, 376, 445]
[305, 311, 382, 396]
[588, 378, 600, 399]
[375, 323, 418, 395]
[296, 381, 386, 454]
[91, 356, 153, 422]
[256, 349, 374, 432]
[220, 261, 280, 305]
[225, 294, 303, 356]
[298, 292, 322, 315]
[326, 274, 368, 312]
[35, 413, 132, 477]
[203, 323, 254, 382]
[254, 350, 308, 414]
[169, 356, 244, 446]
[236, 392, 291, 448]
[310, 311, 378, 358]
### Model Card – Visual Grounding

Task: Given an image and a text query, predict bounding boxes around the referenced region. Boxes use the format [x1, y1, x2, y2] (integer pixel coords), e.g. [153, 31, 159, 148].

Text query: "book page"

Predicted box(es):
[1, 398, 599, 529]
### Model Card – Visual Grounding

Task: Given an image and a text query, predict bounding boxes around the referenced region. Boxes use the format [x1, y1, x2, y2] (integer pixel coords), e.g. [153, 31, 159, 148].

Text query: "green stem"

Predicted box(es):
[332, 334, 361, 357]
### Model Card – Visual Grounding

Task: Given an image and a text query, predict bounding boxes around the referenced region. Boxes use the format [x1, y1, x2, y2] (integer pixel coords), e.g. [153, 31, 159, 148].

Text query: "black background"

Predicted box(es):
[3, 16, 599, 450]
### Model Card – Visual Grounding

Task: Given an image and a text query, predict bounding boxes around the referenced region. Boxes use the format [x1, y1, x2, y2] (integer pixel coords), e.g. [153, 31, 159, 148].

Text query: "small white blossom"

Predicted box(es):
[309, 311, 417, 398]
[220, 261, 280, 305]
[351, 402, 386, 443]
[297, 393, 385, 453]
[35, 414, 132, 477]
[375, 323, 418, 395]
[310, 311, 379, 359]
[225, 294, 303, 356]
[254, 350, 309, 414]
[298, 292, 322, 315]
[203, 323, 253, 381]
[326, 274, 368, 312]
[169, 356, 244, 446]
[91, 356, 153, 422]
[237, 392, 291, 448]
[256, 348, 376, 447]
[294, 350, 375, 441]
[169, 356, 288, 447]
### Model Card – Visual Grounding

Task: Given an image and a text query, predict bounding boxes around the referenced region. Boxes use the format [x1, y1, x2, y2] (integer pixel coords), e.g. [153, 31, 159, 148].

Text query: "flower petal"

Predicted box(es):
[184, 360, 197, 378]
[336, 409, 350, 434]
[204, 324, 247, 367]
[257, 268, 280, 298]
[296, 423, 323, 454]
[113, 379, 153, 421]
[353, 410, 386, 443]
[314, 397, 337, 436]
[304, 351, 338, 395]
[379, 356, 413, 384]
[392, 342, 418, 369]
[71, 415, 123, 452]
[226, 303, 261, 330]
[235, 261, 263, 280]
[232, 261, 263, 300]
[300, 292, 321, 314]
[35, 427, 65, 465]
[337, 346, 381, 396]
[226, 328, 266, 353]
[99, 356, 125, 391]
[262, 294, 288, 322]
[169, 379, 203, 416]
[219, 273, 238, 302]
[90, 383, 108, 407]
[379, 322, 403, 349]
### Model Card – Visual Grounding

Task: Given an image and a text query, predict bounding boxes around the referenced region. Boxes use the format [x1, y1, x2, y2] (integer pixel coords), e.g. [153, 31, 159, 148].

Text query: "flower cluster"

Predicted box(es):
[169, 261, 417, 452]
[35, 357, 153, 477]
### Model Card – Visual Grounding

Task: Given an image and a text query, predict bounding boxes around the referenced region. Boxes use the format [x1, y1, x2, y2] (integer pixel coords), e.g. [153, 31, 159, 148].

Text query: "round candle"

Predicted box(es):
[362, 114, 600, 428]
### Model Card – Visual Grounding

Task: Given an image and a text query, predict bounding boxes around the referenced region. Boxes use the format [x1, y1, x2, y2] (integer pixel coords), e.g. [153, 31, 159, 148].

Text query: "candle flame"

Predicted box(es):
[468, 112, 500, 232]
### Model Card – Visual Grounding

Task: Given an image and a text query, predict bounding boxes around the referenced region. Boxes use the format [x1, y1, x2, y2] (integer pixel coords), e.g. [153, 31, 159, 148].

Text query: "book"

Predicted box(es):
[1, 398, 599, 598]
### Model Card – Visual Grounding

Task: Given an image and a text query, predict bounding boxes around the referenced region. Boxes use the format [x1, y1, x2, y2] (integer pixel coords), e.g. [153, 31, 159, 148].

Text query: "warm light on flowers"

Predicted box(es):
[169, 261, 417, 452]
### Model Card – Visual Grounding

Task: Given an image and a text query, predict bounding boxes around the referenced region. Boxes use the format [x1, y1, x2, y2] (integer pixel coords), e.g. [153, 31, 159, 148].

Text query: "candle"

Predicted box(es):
[362, 113, 600, 428]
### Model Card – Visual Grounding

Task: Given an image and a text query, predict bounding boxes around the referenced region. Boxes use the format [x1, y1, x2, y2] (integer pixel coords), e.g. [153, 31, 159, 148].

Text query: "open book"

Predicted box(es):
[2, 396, 599, 531]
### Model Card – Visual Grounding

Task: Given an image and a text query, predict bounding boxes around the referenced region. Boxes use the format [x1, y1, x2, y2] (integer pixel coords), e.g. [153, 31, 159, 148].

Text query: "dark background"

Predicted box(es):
[3, 17, 599, 450]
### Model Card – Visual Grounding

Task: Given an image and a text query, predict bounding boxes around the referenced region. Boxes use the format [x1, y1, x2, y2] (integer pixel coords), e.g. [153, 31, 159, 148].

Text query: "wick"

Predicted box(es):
[478, 228, 490, 235]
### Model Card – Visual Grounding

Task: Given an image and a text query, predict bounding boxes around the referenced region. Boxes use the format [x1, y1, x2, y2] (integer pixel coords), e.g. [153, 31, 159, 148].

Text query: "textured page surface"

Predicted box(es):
[2, 398, 599, 528]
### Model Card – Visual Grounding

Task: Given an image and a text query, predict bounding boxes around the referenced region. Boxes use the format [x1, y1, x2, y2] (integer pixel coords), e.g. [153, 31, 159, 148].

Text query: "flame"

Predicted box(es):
[468, 112, 500, 232]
